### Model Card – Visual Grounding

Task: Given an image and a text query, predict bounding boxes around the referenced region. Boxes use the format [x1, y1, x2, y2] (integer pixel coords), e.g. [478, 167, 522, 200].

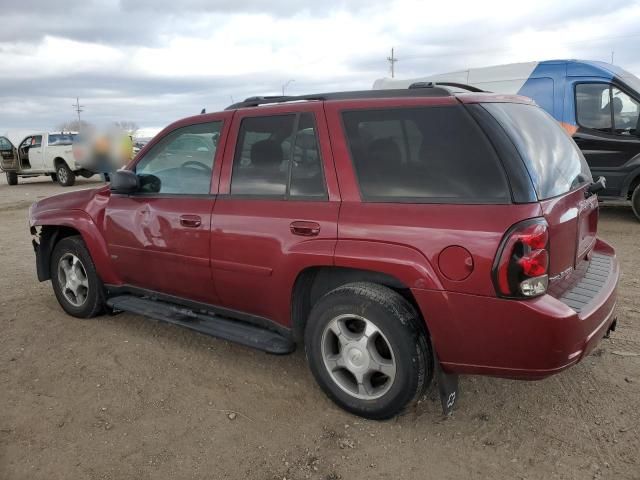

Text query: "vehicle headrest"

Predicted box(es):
[250, 139, 282, 167]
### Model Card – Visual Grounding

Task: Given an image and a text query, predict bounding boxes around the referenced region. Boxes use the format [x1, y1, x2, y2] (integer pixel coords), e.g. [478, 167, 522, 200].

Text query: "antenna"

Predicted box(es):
[72, 97, 84, 130]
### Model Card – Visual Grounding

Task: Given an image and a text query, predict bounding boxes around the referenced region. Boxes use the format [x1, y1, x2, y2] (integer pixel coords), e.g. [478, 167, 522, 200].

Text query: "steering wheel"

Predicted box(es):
[181, 160, 211, 173]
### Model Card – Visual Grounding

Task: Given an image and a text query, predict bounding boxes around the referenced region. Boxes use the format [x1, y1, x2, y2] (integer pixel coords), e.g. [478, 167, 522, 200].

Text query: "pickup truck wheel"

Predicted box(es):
[56, 162, 75, 187]
[50, 236, 105, 318]
[304, 282, 432, 420]
[6, 171, 18, 185]
[632, 184, 640, 222]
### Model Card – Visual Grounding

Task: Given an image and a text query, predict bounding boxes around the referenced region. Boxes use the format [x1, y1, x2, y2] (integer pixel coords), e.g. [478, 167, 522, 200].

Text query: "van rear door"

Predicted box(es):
[480, 102, 595, 277]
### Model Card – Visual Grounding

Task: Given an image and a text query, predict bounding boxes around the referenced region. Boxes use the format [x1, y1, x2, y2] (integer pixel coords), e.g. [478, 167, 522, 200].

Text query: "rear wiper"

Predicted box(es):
[585, 176, 606, 198]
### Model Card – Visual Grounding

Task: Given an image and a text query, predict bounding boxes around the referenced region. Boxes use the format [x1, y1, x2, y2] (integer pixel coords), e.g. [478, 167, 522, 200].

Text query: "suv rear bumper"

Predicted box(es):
[412, 238, 619, 379]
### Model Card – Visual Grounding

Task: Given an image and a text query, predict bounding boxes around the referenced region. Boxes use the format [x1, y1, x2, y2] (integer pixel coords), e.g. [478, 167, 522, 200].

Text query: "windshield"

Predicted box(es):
[483, 102, 592, 200]
[617, 67, 640, 95]
[48, 133, 77, 146]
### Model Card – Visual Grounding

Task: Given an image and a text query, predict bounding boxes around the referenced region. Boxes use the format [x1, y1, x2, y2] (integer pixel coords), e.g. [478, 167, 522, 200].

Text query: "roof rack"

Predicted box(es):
[409, 81, 486, 93]
[225, 86, 457, 110]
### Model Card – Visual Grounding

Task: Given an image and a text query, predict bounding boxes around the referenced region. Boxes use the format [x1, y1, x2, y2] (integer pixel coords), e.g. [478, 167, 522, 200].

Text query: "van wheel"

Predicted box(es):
[304, 282, 432, 420]
[6, 171, 18, 185]
[50, 236, 105, 318]
[56, 162, 75, 187]
[632, 184, 640, 222]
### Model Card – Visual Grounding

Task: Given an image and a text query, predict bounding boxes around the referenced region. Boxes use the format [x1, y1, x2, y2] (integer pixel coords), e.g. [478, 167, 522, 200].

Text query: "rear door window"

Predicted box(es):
[483, 102, 591, 200]
[341, 106, 510, 203]
[231, 113, 327, 199]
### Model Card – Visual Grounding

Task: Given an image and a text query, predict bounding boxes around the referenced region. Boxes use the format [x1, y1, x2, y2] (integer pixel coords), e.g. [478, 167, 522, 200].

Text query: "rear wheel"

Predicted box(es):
[305, 282, 432, 419]
[50, 236, 105, 318]
[632, 184, 640, 222]
[56, 162, 75, 187]
[6, 171, 18, 185]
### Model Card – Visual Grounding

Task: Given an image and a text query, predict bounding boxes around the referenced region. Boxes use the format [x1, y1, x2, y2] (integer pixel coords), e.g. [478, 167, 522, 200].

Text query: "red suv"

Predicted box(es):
[29, 86, 619, 419]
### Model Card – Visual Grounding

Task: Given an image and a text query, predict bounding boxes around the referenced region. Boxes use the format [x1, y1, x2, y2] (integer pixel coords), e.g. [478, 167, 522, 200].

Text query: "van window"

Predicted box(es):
[576, 83, 613, 131]
[341, 106, 510, 203]
[484, 102, 591, 200]
[612, 87, 640, 135]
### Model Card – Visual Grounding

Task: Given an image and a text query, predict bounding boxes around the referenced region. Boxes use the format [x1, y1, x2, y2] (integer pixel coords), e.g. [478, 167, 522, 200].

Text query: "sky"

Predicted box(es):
[1, 0, 640, 137]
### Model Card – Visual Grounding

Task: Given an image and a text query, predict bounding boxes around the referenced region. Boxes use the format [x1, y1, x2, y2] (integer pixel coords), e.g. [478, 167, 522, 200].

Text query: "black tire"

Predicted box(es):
[632, 184, 640, 222]
[50, 173, 58, 182]
[6, 171, 18, 185]
[305, 282, 432, 420]
[56, 162, 75, 187]
[50, 236, 105, 318]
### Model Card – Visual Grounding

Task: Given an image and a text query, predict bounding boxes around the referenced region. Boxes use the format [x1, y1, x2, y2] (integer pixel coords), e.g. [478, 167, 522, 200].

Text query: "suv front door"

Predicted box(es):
[104, 115, 231, 304]
[211, 103, 340, 327]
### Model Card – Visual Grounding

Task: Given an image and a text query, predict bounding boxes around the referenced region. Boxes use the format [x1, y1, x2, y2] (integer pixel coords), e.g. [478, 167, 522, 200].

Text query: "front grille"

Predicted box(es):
[557, 253, 612, 313]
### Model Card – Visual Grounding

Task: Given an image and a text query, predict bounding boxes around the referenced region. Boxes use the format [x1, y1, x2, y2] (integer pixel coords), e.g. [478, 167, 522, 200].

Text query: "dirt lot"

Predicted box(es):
[0, 174, 638, 480]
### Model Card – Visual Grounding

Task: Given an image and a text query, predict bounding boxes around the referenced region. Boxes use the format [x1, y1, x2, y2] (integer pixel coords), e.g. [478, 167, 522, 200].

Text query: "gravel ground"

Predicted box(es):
[0, 174, 638, 480]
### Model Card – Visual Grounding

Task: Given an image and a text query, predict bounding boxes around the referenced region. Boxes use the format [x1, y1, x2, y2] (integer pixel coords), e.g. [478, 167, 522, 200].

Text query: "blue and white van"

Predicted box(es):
[374, 60, 640, 219]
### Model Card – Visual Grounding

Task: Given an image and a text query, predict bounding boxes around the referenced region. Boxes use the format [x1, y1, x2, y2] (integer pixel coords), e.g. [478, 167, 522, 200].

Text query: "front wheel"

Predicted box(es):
[6, 171, 18, 185]
[305, 282, 432, 420]
[56, 162, 75, 187]
[50, 236, 105, 318]
[632, 184, 640, 222]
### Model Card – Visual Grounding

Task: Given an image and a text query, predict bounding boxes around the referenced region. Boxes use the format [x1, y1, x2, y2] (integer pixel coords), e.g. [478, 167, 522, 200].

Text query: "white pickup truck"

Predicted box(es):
[0, 132, 94, 186]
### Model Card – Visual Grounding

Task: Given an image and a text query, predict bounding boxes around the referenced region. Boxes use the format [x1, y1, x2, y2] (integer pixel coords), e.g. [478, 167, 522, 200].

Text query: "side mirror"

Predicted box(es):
[586, 176, 606, 197]
[110, 170, 139, 194]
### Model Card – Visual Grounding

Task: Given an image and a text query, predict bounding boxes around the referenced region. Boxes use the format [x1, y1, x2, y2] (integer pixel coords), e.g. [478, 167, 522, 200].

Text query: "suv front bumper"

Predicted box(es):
[412, 238, 620, 379]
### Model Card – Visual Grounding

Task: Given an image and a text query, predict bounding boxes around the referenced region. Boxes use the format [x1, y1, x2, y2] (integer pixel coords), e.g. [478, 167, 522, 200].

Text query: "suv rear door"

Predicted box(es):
[211, 102, 340, 326]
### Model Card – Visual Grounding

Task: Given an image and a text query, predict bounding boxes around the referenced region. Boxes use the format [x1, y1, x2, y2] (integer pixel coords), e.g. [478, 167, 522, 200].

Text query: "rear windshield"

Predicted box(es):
[482, 103, 591, 200]
[48, 134, 77, 146]
[341, 106, 510, 203]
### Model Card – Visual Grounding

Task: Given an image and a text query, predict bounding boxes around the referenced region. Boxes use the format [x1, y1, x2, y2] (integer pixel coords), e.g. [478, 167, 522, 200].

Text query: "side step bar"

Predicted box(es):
[106, 295, 295, 355]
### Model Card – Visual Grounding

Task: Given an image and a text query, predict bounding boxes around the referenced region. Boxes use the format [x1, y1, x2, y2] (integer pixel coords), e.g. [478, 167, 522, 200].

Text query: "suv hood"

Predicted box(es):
[30, 186, 108, 221]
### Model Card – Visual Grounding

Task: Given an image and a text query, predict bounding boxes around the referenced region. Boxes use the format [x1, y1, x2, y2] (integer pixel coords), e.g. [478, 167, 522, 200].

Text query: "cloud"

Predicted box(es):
[1, 0, 640, 132]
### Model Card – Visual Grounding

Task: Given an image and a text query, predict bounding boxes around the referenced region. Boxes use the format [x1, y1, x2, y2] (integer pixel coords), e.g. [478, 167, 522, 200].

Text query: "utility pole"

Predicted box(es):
[282, 79, 295, 96]
[387, 47, 398, 78]
[72, 97, 84, 131]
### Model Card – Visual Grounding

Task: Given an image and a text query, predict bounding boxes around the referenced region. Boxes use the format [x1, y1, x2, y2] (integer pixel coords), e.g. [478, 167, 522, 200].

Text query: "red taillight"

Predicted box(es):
[493, 219, 550, 298]
[519, 249, 549, 277]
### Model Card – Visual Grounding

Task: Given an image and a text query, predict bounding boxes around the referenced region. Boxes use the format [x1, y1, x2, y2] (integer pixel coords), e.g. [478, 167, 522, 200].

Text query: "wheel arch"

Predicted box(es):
[291, 266, 431, 343]
[31, 210, 119, 284]
[53, 157, 68, 169]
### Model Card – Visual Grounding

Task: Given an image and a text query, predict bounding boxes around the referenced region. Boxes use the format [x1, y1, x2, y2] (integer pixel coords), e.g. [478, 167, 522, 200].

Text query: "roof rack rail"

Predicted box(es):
[409, 81, 486, 93]
[225, 87, 455, 110]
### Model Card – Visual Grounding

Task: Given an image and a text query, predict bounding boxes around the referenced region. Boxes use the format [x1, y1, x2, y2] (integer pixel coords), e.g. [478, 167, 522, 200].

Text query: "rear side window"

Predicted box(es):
[341, 106, 510, 203]
[483, 102, 591, 200]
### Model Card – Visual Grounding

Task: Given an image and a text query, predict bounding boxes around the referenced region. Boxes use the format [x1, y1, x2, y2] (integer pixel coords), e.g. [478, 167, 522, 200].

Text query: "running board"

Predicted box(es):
[106, 295, 295, 355]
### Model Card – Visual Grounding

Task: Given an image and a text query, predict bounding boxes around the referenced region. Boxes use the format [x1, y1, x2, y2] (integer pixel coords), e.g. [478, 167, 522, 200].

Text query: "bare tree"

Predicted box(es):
[55, 119, 93, 132]
[113, 121, 139, 135]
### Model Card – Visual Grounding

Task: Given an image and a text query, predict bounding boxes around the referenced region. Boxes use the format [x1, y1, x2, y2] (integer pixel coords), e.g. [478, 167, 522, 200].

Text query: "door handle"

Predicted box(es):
[180, 215, 202, 228]
[290, 221, 320, 236]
